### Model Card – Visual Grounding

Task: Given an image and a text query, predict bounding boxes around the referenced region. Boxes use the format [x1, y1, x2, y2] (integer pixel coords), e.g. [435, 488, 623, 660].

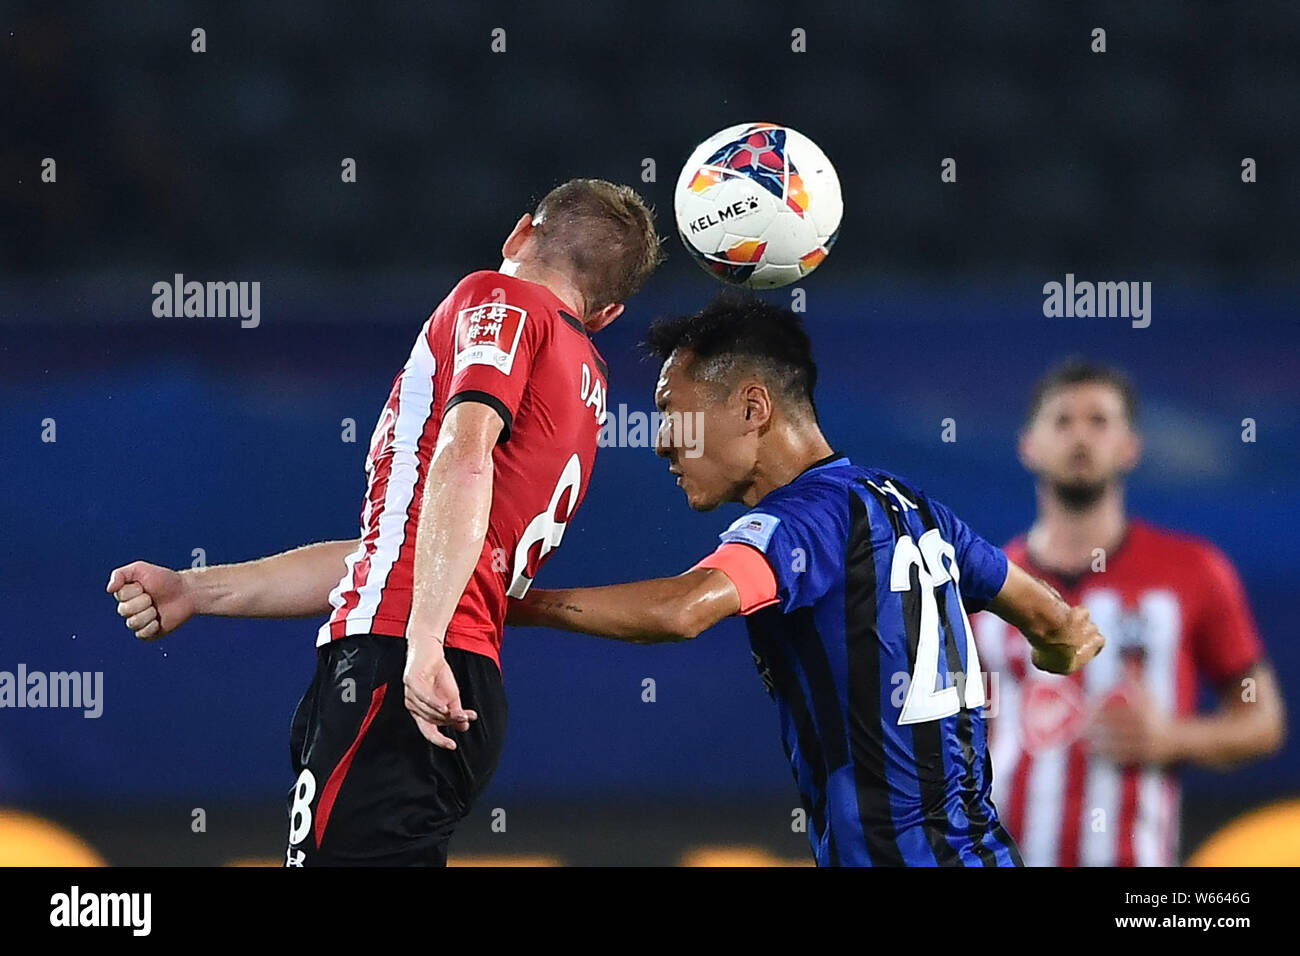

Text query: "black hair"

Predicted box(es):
[642, 293, 819, 416]
[1027, 357, 1139, 426]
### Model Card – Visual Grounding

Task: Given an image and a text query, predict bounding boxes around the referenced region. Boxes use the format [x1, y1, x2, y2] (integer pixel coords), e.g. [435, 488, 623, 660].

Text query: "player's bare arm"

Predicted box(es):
[401, 400, 504, 748]
[106, 538, 359, 640]
[510, 567, 741, 643]
[987, 560, 1104, 675]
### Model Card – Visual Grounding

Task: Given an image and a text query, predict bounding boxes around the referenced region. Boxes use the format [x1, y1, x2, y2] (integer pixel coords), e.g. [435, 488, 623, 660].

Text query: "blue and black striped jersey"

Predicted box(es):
[717, 453, 1022, 866]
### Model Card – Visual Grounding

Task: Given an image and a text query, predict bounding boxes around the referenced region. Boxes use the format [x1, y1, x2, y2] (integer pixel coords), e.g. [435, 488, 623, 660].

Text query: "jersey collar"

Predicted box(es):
[558, 310, 590, 338]
[1023, 519, 1138, 589]
[795, 451, 850, 480]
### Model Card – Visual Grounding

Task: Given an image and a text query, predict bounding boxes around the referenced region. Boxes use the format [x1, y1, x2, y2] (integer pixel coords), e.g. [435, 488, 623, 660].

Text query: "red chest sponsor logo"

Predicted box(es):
[454, 303, 527, 374]
[1021, 679, 1088, 752]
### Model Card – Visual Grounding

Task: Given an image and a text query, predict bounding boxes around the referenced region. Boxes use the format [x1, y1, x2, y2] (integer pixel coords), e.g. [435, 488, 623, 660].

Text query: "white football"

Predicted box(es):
[674, 122, 842, 289]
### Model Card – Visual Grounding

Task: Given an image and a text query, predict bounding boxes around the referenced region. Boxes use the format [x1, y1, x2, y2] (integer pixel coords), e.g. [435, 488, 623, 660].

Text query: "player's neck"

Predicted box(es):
[1028, 483, 1128, 575]
[743, 422, 834, 507]
[502, 258, 586, 320]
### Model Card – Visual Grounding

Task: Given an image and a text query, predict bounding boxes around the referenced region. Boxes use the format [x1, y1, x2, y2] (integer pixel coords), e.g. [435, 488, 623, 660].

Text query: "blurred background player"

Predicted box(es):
[975, 360, 1286, 867]
[511, 297, 1105, 866]
[107, 179, 662, 865]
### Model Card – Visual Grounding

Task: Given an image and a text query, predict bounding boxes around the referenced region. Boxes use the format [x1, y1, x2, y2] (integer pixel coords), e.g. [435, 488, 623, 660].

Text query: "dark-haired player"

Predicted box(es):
[974, 360, 1285, 866]
[509, 296, 1105, 867]
[107, 179, 663, 865]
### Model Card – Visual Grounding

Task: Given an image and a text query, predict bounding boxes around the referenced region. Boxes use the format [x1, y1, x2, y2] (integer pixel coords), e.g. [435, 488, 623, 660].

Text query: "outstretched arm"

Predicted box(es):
[107, 539, 359, 640]
[510, 568, 741, 644]
[988, 560, 1105, 674]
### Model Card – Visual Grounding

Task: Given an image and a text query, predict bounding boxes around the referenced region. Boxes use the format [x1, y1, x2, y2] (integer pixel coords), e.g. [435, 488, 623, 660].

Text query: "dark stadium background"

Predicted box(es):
[1, 2, 1297, 865]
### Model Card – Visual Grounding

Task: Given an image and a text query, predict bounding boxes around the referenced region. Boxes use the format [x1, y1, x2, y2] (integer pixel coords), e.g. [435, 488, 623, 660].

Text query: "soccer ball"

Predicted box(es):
[674, 122, 842, 289]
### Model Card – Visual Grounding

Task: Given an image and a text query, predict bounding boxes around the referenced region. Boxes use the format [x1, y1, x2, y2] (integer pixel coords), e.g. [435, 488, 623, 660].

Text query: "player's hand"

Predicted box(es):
[1089, 693, 1178, 766]
[107, 561, 196, 640]
[1029, 605, 1104, 675]
[403, 638, 478, 751]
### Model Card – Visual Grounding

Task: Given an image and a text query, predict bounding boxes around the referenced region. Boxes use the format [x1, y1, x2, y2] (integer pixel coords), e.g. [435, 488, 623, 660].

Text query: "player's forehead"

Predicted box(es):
[654, 349, 696, 408]
[1039, 381, 1126, 418]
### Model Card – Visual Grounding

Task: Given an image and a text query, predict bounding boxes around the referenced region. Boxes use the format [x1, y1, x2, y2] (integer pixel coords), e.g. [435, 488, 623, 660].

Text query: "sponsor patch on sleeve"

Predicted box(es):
[454, 302, 528, 375]
[719, 511, 782, 553]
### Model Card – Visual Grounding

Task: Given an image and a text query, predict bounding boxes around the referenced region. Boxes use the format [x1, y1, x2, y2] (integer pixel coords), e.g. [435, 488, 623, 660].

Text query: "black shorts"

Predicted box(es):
[284, 635, 506, 866]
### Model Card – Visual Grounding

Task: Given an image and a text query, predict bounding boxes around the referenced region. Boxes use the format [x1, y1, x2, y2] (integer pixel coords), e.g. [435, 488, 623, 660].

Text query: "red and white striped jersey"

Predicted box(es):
[317, 271, 609, 669]
[974, 520, 1262, 866]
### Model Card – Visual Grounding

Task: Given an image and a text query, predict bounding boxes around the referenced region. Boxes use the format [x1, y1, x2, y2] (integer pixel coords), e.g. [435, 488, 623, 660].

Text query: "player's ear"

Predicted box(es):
[1120, 427, 1143, 473]
[1016, 427, 1037, 471]
[741, 382, 772, 430]
[501, 213, 534, 261]
[585, 302, 623, 333]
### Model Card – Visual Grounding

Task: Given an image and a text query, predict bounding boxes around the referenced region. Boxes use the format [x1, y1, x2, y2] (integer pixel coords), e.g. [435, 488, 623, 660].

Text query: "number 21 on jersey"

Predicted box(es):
[891, 527, 986, 725]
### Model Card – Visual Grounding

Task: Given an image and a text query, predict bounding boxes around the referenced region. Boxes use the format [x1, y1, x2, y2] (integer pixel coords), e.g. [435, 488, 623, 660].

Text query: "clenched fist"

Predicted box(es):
[1030, 604, 1105, 675]
[106, 561, 196, 640]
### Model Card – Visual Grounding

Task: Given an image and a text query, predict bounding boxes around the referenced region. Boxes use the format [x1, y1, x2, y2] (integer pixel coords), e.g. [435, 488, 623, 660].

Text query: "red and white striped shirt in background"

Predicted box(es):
[975, 520, 1263, 866]
[317, 270, 609, 670]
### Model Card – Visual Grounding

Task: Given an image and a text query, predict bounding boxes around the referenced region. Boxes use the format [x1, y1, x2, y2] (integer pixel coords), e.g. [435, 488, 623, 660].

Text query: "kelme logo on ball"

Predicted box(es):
[687, 195, 762, 234]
